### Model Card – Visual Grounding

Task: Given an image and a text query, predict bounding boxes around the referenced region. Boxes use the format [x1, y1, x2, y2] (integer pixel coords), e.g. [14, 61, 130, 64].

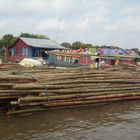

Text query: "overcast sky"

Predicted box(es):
[0, 0, 140, 49]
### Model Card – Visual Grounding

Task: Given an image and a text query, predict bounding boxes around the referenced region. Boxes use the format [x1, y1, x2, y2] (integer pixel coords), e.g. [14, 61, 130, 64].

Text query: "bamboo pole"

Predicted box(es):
[46, 83, 140, 90]
[12, 83, 140, 90]
[0, 74, 37, 83]
[0, 90, 46, 96]
[48, 86, 140, 94]
[8, 95, 140, 115]
[7, 108, 48, 115]
[19, 93, 140, 108]
[45, 79, 140, 85]
[43, 95, 140, 108]
[38, 74, 140, 81]
[19, 91, 140, 102]
[0, 83, 13, 89]
[0, 79, 36, 83]
[1, 88, 140, 101]
[0, 96, 19, 100]
[13, 83, 46, 90]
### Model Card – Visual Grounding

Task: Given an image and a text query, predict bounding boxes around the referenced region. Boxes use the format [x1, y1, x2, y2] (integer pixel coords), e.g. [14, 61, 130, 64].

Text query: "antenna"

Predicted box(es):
[55, 17, 63, 41]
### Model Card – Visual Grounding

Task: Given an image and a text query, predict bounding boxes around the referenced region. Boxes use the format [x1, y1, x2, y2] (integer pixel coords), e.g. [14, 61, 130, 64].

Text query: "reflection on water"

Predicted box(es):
[0, 101, 140, 140]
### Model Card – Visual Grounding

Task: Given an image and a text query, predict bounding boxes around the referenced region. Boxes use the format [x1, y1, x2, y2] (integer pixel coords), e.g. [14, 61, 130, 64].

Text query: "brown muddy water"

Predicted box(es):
[0, 101, 140, 140]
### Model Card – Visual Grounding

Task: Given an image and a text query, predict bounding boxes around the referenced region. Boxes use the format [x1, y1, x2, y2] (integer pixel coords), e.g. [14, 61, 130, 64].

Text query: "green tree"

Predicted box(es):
[84, 43, 94, 48]
[71, 41, 84, 49]
[131, 48, 140, 55]
[61, 42, 71, 48]
[20, 33, 49, 39]
[71, 41, 95, 49]
[0, 34, 16, 48]
[0, 34, 16, 59]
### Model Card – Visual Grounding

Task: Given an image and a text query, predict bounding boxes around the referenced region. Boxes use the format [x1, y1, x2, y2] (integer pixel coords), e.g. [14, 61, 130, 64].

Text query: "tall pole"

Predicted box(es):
[55, 17, 63, 41]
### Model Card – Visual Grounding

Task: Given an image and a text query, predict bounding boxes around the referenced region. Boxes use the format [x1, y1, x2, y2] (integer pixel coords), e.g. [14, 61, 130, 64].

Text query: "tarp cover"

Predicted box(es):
[19, 58, 42, 67]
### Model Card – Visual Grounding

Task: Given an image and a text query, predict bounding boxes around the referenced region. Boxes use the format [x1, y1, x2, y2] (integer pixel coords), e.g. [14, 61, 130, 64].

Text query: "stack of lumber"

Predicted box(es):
[0, 64, 20, 71]
[0, 64, 140, 115]
[0, 74, 37, 108]
[106, 63, 140, 72]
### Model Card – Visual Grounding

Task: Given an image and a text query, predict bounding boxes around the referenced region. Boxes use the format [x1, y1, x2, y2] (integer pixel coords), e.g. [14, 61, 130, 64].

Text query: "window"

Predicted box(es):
[10, 48, 16, 55]
[22, 48, 28, 56]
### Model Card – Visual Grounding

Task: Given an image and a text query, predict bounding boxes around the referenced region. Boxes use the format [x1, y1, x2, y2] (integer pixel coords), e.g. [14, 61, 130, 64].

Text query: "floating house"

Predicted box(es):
[46, 47, 140, 67]
[5, 37, 66, 63]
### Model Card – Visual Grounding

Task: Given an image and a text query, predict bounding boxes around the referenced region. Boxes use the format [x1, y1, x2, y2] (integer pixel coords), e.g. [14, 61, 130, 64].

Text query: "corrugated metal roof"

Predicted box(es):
[20, 37, 66, 49]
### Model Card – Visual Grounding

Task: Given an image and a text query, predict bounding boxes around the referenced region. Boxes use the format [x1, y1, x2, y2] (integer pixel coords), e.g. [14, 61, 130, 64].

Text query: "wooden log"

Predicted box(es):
[33, 72, 134, 80]
[0, 75, 36, 80]
[0, 79, 37, 83]
[0, 83, 13, 89]
[17, 89, 140, 101]
[19, 91, 140, 102]
[0, 75, 37, 83]
[13, 83, 46, 90]
[7, 95, 140, 115]
[46, 83, 140, 90]
[2, 87, 140, 101]
[7, 107, 48, 115]
[43, 95, 140, 108]
[12, 83, 140, 90]
[46, 79, 140, 85]
[48, 86, 140, 94]
[0, 80, 36, 83]
[40, 77, 140, 83]
[0, 96, 19, 100]
[40, 74, 140, 81]
[18, 92, 140, 107]
[0, 90, 46, 96]
[36, 72, 138, 78]
[36, 72, 137, 78]
[0, 85, 139, 97]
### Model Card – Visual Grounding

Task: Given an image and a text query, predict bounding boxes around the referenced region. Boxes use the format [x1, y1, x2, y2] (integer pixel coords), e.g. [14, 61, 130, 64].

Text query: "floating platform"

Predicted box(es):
[0, 64, 140, 115]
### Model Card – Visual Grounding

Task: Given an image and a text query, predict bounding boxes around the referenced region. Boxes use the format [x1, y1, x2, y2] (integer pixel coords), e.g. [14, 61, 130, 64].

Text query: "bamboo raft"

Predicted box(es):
[0, 64, 140, 115]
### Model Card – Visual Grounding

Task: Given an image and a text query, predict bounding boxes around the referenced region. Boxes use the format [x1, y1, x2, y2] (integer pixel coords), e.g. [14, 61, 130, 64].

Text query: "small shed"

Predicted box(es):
[5, 37, 66, 63]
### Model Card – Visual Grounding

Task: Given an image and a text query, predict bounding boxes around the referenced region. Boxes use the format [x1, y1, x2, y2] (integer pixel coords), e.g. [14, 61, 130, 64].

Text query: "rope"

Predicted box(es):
[45, 85, 51, 105]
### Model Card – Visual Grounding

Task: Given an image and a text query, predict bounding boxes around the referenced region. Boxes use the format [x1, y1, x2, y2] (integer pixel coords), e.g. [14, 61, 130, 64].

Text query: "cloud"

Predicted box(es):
[37, 18, 68, 32]
[104, 16, 140, 32]
[120, 4, 140, 15]
[0, 23, 3, 28]
[0, 21, 6, 28]
[50, 0, 76, 13]
[74, 20, 90, 31]
[0, 0, 140, 49]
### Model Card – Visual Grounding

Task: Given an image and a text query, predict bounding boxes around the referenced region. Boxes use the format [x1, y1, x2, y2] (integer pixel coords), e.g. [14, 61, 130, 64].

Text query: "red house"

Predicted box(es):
[6, 37, 65, 63]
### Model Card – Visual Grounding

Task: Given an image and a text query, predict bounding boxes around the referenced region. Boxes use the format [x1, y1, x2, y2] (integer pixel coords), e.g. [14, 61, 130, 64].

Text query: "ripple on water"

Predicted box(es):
[0, 101, 140, 140]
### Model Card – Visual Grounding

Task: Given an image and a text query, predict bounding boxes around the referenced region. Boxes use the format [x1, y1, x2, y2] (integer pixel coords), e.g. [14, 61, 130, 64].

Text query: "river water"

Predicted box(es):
[0, 101, 140, 140]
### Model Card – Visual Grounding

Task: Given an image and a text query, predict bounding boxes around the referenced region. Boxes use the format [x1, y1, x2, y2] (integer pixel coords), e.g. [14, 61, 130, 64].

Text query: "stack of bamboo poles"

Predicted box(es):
[0, 64, 140, 115]
[0, 64, 19, 71]
[0, 74, 37, 109]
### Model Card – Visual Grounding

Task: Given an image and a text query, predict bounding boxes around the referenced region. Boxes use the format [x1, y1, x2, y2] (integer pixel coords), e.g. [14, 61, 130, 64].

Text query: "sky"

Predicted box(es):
[0, 0, 140, 49]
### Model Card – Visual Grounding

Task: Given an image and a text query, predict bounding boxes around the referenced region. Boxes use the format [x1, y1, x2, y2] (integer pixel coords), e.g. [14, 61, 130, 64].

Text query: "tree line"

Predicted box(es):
[0, 33, 49, 58]
[61, 42, 120, 49]
[61, 42, 140, 56]
[0, 33, 140, 59]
